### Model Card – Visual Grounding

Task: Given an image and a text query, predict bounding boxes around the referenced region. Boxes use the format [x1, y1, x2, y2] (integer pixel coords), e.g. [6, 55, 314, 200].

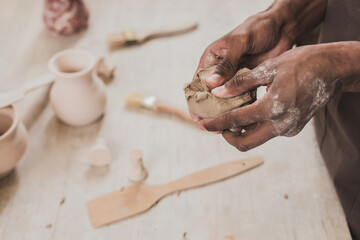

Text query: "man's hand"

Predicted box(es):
[190, 0, 328, 122]
[198, 12, 293, 89]
[189, 9, 294, 122]
[198, 42, 360, 151]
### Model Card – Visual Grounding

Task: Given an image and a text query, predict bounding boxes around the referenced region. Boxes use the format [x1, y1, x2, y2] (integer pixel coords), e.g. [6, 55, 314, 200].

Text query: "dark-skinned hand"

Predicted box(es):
[198, 42, 360, 151]
[189, 10, 294, 122]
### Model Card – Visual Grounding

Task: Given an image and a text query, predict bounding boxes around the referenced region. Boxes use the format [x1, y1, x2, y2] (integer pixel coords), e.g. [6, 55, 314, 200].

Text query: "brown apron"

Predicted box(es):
[315, 0, 360, 239]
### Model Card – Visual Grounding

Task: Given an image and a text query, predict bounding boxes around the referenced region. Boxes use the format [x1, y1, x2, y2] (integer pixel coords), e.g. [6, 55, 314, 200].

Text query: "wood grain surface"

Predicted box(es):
[0, 0, 352, 239]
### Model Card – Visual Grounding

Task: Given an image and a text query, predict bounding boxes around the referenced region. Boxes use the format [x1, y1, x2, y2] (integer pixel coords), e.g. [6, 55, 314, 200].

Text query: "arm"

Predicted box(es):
[338, 42, 360, 92]
[271, 0, 328, 43]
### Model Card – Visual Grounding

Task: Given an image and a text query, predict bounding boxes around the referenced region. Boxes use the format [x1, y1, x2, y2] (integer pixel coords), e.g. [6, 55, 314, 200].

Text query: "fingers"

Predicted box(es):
[222, 121, 275, 152]
[205, 56, 239, 88]
[188, 108, 202, 122]
[199, 99, 267, 132]
[211, 63, 275, 98]
[243, 37, 293, 68]
[197, 39, 249, 89]
[188, 109, 207, 132]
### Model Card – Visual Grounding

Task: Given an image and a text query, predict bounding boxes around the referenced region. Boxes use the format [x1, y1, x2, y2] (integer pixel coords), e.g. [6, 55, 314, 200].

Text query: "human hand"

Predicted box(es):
[189, 9, 294, 122]
[198, 42, 357, 151]
[197, 13, 294, 90]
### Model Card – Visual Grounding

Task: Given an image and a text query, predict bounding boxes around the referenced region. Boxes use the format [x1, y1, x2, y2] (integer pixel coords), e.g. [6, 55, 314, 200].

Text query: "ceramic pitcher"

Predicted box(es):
[48, 49, 107, 127]
[0, 105, 28, 178]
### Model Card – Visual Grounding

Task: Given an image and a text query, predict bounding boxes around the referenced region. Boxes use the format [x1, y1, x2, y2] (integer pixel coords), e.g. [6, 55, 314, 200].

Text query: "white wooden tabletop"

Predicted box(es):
[0, 0, 352, 239]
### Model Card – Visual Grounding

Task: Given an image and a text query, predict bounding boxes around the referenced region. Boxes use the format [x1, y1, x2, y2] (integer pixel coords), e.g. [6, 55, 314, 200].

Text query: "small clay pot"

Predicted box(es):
[0, 106, 28, 178]
[49, 49, 107, 127]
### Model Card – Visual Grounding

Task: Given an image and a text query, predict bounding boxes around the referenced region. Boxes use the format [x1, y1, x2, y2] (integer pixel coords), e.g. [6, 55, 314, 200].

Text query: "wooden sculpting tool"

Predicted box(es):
[94, 58, 115, 85]
[107, 22, 198, 48]
[0, 73, 55, 108]
[127, 149, 148, 183]
[87, 156, 264, 227]
[87, 138, 112, 167]
[125, 92, 193, 122]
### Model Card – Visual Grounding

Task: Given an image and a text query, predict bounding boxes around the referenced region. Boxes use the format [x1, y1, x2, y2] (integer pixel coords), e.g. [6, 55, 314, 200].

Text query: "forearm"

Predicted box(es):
[267, 0, 328, 43]
[336, 41, 360, 92]
[307, 41, 360, 92]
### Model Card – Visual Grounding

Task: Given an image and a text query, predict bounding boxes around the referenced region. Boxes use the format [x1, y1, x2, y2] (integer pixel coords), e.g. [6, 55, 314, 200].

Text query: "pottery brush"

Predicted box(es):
[125, 92, 192, 122]
[107, 22, 198, 48]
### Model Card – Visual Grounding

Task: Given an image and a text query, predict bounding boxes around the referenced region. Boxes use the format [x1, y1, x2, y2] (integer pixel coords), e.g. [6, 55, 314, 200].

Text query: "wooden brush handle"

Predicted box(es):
[146, 23, 198, 40]
[155, 102, 193, 122]
[163, 157, 263, 194]
[107, 23, 198, 48]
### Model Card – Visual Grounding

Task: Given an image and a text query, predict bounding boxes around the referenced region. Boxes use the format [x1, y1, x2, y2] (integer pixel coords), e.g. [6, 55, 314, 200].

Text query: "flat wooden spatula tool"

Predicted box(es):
[87, 156, 264, 227]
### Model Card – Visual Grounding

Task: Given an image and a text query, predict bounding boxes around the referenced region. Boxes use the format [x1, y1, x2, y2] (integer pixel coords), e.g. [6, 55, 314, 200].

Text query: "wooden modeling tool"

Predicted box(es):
[94, 58, 115, 85]
[87, 138, 112, 167]
[0, 73, 55, 108]
[107, 22, 198, 48]
[125, 92, 193, 122]
[87, 156, 264, 227]
[128, 149, 147, 183]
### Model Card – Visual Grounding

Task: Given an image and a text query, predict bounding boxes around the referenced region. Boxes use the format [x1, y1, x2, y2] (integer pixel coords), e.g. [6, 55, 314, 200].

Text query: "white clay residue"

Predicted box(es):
[309, 78, 331, 113]
[271, 100, 285, 117]
[272, 107, 300, 136]
[251, 61, 277, 81]
[271, 75, 332, 137]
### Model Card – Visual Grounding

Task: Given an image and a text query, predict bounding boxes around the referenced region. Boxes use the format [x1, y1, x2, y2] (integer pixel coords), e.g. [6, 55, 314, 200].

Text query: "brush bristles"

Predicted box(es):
[125, 92, 157, 110]
[125, 92, 145, 108]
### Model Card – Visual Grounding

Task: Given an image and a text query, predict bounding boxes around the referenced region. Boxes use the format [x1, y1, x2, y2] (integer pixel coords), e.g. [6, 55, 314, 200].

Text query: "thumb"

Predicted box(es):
[205, 56, 239, 88]
[211, 65, 274, 98]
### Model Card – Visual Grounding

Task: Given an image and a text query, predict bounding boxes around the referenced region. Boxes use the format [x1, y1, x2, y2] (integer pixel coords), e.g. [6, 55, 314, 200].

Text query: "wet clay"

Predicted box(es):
[184, 66, 256, 118]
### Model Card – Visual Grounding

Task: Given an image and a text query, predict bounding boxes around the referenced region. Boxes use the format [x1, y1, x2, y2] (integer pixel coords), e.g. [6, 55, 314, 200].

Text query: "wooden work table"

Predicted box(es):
[0, 0, 352, 239]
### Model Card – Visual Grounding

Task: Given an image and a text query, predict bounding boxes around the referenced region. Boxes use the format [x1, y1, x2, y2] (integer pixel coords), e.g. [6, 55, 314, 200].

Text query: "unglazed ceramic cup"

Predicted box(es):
[0, 105, 28, 178]
[49, 49, 107, 127]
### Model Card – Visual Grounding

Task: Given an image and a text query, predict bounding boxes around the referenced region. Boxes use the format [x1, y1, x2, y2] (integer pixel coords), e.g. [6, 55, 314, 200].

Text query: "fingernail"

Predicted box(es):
[229, 128, 240, 133]
[206, 74, 222, 87]
[214, 131, 222, 134]
[197, 122, 206, 131]
[190, 113, 201, 122]
[211, 85, 228, 97]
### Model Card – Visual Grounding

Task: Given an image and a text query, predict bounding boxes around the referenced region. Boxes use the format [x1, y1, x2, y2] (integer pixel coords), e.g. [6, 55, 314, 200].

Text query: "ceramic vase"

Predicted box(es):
[49, 49, 107, 127]
[0, 106, 28, 178]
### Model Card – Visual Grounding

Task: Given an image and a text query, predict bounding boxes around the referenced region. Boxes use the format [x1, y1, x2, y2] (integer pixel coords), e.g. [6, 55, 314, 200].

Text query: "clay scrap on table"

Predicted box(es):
[184, 66, 256, 119]
[95, 58, 115, 85]
[43, 0, 89, 36]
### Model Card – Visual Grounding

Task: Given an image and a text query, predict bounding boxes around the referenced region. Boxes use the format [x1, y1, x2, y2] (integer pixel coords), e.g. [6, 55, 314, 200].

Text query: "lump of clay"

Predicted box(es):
[184, 66, 256, 119]
[43, 0, 89, 36]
